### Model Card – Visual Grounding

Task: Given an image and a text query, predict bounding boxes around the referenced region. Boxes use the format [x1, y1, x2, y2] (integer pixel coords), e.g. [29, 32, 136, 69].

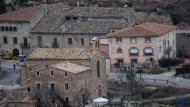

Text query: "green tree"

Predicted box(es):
[15, 0, 29, 6]
[0, 0, 6, 14]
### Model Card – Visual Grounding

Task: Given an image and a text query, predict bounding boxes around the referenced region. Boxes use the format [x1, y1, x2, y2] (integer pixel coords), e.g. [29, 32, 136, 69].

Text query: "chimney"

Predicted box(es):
[90, 37, 99, 53]
[42, 0, 48, 15]
[77, 1, 80, 7]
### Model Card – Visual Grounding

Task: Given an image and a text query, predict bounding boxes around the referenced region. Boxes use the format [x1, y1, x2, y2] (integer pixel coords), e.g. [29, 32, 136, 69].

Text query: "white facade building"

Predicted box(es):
[108, 22, 177, 65]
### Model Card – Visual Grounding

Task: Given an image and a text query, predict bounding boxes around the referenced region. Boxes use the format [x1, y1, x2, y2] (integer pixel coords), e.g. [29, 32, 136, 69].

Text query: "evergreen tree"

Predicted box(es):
[15, 0, 29, 6]
[0, 0, 6, 14]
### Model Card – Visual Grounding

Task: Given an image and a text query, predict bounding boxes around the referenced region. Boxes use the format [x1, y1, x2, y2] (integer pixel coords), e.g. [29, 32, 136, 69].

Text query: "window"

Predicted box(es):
[97, 61, 100, 77]
[124, 17, 128, 22]
[65, 16, 71, 20]
[117, 59, 124, 64]
[37, 83, 41, 89]
[50, 71, 54, 76]
[110, 29, 115, 33]
[68, 38, 72, 45]
[1, 26, 5, 31]
[50, 83, 55, 92]
[36, 72, 40, 76]
[82, 17, 88, 21]
[13, 37, 17, 44]
[144, 47, 153, 56]
[5, 26, 8, 31]
[159, 47, 161, 52]
[130, 38, 137, 43]
[145, 37, 151, 43]
[129, 47, 139, 56]
[23, 37, 27, 45]
[96, 40, 100, 48]
[167, 40, 169, 46]
[73, 17, 78, 20]
[116, 38, 122, 43]
[13, 27, 17, 32]
[65, 83, 68, 90]
[117, 47, 123, 53]
[81, 38, 84, 45]
[65, 72, 68, 76]
[27, 87, 30, 92]
[131, 58, 138, 64]
[38, 36, 42, 43]
[3, 37, 8, 44]
[9, 27, 13, 31]
[65, 97, 69, 103]
[52, 38, 58, 48]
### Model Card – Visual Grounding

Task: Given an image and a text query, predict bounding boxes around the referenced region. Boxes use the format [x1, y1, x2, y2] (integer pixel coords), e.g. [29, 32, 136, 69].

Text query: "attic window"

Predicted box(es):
[73, 17, 78, 20]
[65, 16, 71, 20]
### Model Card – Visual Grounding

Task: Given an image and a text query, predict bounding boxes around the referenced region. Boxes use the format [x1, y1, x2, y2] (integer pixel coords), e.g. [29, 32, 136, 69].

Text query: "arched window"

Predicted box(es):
[117, 47, 123, 53]
[97, 61, 100, 77]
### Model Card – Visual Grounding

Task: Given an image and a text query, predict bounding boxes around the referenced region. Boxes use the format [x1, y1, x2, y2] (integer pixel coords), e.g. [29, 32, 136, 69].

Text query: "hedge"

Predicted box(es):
[158, 58, 181, 67]
[176, 65, 190, 75]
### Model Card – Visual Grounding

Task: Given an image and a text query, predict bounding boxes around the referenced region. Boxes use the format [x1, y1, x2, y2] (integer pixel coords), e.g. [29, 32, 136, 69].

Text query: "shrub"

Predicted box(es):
[158, 58, 181, 67]
[114, 63, 120, 68]
[136, 69, 145, 73]
[176, 64, 190, 75]
[8, 53, 18, 60]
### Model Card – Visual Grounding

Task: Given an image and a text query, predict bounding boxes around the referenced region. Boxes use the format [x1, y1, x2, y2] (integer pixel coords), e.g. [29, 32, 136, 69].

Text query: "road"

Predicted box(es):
[108, 72, 190, 89]
[0, 68, 20, 90]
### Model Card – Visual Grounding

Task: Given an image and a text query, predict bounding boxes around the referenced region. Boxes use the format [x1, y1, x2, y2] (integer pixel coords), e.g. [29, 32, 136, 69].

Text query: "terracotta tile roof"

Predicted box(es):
[52, 61, 90, 74]
[108, 22, 177, 38]
[29, 48, 91, 59]
[99, 44, 109, 55]
[0, 6, 40, 23]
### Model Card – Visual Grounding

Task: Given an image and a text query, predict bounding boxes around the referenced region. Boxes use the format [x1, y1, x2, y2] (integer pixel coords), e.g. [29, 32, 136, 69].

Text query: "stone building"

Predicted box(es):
[176, 28, 190, 57]
[0, 6, 44, 55]
[108, 22, 176, 66]
[30, 6, 136, 49]
[20, 47, 109, 107]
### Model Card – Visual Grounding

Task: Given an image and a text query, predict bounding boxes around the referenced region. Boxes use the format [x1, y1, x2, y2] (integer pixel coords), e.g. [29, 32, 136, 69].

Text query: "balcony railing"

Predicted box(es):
[20, 43, 30, 48]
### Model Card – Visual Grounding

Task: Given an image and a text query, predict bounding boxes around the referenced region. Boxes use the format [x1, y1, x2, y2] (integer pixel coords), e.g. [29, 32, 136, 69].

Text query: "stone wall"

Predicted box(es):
[30, 33, 105, 49]
[6, 102, 36, 107]
[21, 50, 108, 107]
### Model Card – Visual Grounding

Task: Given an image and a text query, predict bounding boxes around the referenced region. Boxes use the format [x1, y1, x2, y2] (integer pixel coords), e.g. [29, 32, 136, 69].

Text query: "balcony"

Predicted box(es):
[20, 43, 30, 48]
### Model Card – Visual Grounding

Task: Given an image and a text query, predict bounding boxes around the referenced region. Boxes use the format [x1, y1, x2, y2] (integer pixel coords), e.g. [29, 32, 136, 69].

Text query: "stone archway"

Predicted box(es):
[13, 48, 19, 56]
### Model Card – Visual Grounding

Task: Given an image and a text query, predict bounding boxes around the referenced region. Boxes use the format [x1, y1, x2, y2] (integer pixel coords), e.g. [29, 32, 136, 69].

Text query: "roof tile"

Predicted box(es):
[108, 22, 176, 37]
[0, 6, 40, 23]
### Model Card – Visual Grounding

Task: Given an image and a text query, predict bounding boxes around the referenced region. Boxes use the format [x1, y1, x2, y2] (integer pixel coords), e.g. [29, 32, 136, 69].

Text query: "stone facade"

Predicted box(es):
[0, 6, 44, 55]
[176, 29, 190, 57]
[21, 48, 108, 107]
